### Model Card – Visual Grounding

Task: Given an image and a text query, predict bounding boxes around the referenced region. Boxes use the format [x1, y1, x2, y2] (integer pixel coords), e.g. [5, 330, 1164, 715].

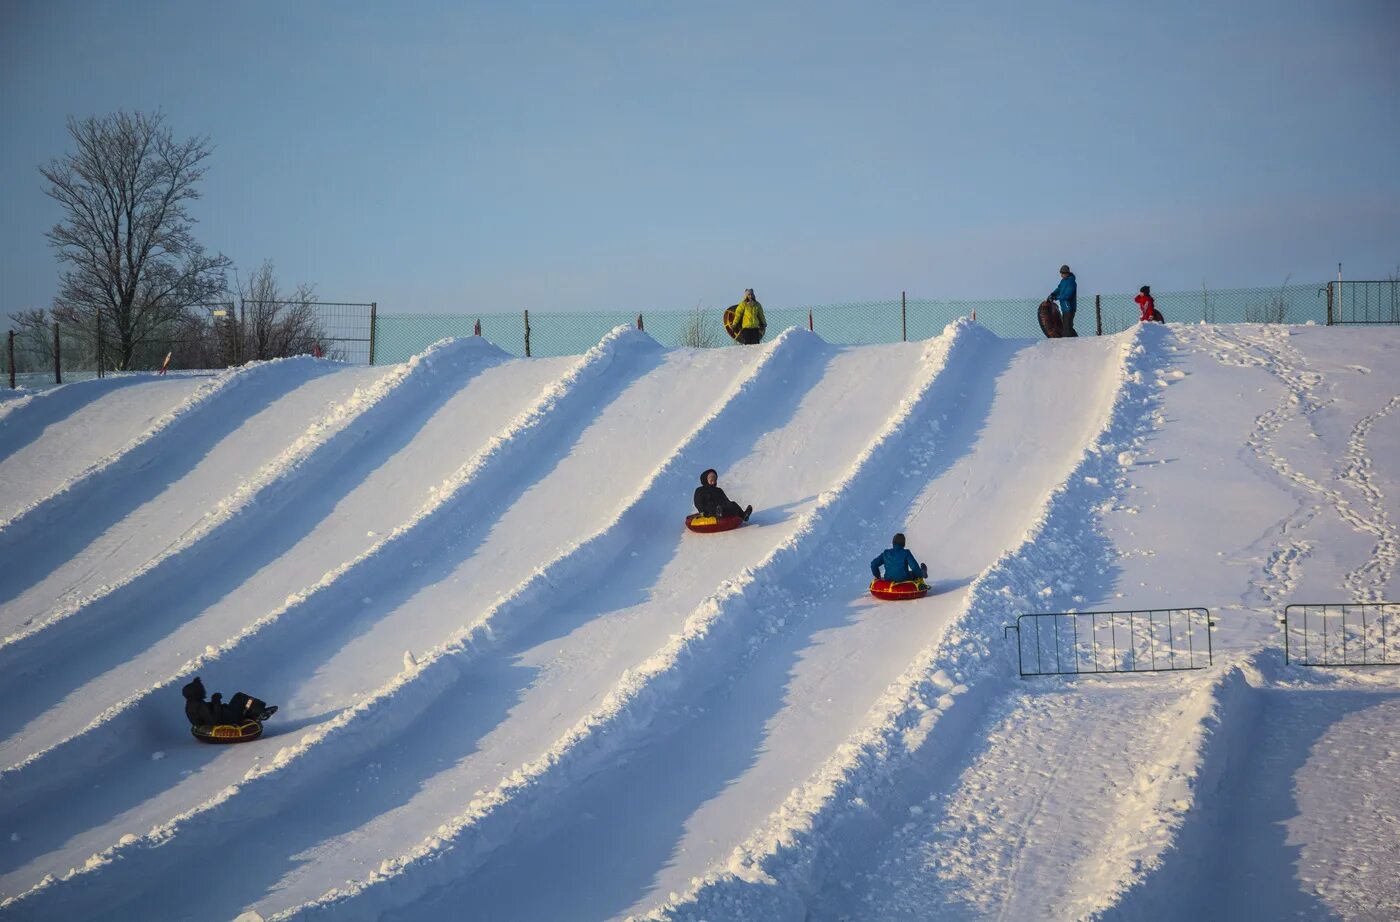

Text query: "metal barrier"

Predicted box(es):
[1283, 602, 1400, 667]
[1323, 280, 1400, 325]
[1003, 608, 1214, 677]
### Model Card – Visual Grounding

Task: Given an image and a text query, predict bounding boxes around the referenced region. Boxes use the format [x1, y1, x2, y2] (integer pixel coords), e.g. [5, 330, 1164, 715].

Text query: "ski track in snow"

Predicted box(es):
[2, 323, 1398, 921]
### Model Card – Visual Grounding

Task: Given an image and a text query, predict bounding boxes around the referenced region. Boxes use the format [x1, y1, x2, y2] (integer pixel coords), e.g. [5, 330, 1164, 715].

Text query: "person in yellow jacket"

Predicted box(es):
[733, 288, 767, 345]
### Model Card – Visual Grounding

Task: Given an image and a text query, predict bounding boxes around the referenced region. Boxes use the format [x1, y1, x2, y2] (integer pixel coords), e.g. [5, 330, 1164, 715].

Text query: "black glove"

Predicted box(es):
[210, 692, 222, 703]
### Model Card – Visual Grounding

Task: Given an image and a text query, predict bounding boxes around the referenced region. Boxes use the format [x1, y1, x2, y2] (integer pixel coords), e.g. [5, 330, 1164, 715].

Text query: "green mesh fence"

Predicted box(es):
[370, 283, 1332, 363]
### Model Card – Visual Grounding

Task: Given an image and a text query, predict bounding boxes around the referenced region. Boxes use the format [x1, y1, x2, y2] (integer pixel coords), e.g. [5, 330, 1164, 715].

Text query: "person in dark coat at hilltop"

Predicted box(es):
[694, 468, 752, 521]
[182, 676, 276, 726]
[871, 533, 929, 582]
[1050, 265, 1078, 337]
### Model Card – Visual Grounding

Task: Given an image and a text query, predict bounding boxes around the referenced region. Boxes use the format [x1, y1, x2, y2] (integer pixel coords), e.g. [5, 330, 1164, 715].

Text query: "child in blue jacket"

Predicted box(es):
[871, 533, 929, 582]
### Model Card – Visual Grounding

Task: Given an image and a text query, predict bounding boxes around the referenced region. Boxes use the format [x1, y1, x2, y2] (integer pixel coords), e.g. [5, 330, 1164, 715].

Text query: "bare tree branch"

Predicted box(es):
[40, 110, 231, 369]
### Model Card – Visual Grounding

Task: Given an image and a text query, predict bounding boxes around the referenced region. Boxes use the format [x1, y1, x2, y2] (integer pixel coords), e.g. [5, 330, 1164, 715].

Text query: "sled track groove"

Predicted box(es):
[266, 323, 982, 921]
[0, 342, 481, 660]
[0, 361, 285, 536]
[0, 326, 819, 915]
[646, 324, 1164, 921]
[0, 332, 634, 817]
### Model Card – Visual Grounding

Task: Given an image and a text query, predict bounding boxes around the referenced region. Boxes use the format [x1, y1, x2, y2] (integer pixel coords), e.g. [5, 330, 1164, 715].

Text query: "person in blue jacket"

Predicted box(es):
[871, 533, 929, 583]
[1050, 265, 1078, 337]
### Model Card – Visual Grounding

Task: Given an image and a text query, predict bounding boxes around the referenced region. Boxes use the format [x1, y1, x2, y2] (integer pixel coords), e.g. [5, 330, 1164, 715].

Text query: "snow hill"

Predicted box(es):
[0, 321, 1396, 922]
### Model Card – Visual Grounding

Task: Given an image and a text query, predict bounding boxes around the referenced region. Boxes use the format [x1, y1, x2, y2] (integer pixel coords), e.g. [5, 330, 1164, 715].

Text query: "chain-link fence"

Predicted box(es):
[1, 283, 1362, 386]
[370, 283, 1332, 362]
[4, 300, 375, 389]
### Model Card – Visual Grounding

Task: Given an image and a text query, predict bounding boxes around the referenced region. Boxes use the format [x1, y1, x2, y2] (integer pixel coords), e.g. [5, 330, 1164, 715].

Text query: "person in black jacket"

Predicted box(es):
[694, 469, 752, 521]
[182, 676, 276, 726]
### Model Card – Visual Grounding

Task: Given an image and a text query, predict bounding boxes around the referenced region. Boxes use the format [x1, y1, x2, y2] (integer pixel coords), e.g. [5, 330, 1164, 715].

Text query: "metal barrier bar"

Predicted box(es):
[1283, 603, 1400, 667]
[1004, 608, 1214, 677]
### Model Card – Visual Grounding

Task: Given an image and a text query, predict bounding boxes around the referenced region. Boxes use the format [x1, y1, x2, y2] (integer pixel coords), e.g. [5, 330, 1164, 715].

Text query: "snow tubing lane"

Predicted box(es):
[869, 578, 929, 601]
[686, 513, 745, 533]
[191, 719, 264, 744]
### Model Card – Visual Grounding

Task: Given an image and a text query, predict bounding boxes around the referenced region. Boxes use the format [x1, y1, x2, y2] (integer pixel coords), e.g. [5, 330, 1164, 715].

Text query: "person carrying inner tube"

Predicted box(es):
[1049, 265, 1078, 337]
[871, 532, 928, 582]
[734, 289, 767, 345]
[694, 468, 752, 521]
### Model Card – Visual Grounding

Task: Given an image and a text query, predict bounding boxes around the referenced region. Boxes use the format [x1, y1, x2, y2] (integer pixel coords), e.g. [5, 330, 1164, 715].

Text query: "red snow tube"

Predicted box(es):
[191, 719, 264, 744]
[686, 513, 744, 533]
[870, 578, 930, 601]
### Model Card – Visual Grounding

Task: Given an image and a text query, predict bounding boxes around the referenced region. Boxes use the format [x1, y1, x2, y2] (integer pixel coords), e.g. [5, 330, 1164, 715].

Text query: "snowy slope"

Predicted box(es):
[1, 322, 1397, 922]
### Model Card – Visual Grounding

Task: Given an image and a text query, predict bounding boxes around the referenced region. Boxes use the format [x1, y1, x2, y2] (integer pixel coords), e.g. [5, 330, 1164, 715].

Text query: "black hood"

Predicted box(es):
[699, 469, 717, 486]
[182, 676, 206, 702]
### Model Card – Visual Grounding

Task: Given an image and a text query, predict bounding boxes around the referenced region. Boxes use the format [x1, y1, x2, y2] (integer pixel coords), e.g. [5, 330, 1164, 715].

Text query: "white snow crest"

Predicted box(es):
[648, 323, 1171, 920]
[273, 322, 983, 920]
[0, 326, 658, 911]
[0, 338, 496, 656]
[0, 361, 277, 534]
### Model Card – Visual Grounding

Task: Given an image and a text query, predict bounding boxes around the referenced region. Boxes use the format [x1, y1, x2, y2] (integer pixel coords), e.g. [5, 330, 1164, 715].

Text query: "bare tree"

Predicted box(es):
[1245, 274, 1293, 324]
[10, 309, 57, 372]
[236, 260, 331, 361]
[40, 110, 231, 370]
[680, 303, 723, 348]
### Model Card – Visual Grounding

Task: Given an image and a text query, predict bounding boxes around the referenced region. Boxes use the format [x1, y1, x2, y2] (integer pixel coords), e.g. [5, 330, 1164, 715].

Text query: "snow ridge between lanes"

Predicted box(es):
[277, 322, 978, 921]
[0, 326, 713, 913]
[0, 324, 809, 916]
[649, 323, 1166, 921]
[0, 361, 282, 534]
[0, 338, 493, 655]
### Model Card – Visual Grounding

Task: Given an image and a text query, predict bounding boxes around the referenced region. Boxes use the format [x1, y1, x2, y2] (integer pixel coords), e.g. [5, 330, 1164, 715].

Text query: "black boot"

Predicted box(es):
[743, 505, 753, 521]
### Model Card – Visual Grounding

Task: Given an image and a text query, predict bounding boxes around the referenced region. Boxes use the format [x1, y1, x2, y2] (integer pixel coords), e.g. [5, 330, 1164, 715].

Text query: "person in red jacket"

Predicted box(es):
[1135, 285, 1162, 323]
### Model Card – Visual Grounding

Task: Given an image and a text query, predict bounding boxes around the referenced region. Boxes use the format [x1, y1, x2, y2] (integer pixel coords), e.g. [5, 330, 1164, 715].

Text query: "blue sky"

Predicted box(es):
[3, 0, 1397, 320]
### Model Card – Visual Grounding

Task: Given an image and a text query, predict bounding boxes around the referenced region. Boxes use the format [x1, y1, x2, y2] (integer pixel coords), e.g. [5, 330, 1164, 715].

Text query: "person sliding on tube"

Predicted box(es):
[182, 676, 277, 726]
[694, 468, 752, 521]
[871, 533, 928, 582]
[734, 289, 767, 345]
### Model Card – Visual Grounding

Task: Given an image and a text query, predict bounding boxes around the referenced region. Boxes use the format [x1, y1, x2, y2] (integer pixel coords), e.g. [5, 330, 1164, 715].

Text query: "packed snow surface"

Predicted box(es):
[0, 322, 1396, 921]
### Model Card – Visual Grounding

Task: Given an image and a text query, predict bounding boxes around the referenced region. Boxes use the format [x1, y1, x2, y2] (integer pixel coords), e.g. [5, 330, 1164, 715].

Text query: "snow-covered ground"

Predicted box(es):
[0, 321, 1396, 921]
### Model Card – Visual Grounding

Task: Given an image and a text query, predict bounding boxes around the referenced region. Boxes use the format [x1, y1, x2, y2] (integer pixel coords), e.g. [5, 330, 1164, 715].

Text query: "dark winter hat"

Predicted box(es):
[892, 532, 906, 547]
[1059, 265, 1071, 275]
[182, 676, 206, 701]
[1140, 285, 1151, 294]
[699, 468, 717, 485]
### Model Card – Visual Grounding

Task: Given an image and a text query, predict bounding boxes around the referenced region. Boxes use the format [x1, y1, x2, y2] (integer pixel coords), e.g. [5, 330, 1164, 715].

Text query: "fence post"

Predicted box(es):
[53, 321, 61, 385]
[637, 312, 644, 331]
[901, 291, 907, 342]
[369, 302, 378, 365]
[96, 310, 104, 378]
[474, 319, 481, 336]
[7, 330, 14, 389]
[1326, 283, 1334, 325]
[1095, 294, 1103, 336]
[808, 309, 813, 332]
[524, 309, 531, 357]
